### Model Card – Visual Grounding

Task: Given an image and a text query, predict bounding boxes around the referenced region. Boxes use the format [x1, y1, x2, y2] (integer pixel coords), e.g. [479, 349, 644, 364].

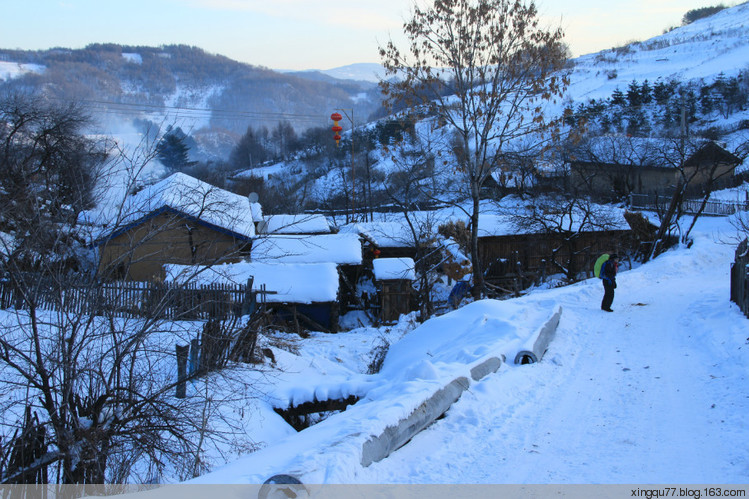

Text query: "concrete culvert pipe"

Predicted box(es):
[514, 306, 562, 365]
[514, 351, 539, 365]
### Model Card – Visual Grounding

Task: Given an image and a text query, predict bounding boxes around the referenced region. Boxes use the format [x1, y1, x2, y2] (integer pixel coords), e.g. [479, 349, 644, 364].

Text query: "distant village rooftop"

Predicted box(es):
[260, 214, 331, 234]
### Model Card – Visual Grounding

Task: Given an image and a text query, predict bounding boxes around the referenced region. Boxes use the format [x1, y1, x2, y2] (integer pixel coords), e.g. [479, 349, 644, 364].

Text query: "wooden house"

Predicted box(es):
[475, 212, 634, 290]
[89, 173, 262, 281]
[569, 138, 741, 199]
[372, 258, 416, 323]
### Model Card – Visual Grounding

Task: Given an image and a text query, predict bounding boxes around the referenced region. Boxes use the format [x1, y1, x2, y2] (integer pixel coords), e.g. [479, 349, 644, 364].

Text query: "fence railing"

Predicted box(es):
[629, 193, 749, 216]
[731, 239, 749, 319]
[0, 277, 253, 320]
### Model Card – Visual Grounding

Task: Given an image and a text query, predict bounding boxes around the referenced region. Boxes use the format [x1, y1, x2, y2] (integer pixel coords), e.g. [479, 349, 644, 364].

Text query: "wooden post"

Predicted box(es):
[189, 338, 199, 375]
[176, 344, 189, 399]
[242, 277, 255, 317]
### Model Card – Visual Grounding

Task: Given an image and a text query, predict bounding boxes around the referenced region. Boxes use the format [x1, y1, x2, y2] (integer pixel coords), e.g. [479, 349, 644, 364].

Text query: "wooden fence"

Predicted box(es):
[731, 239, 749, 318]
[630, 193, 749, 216]
[0, 277, 254, 320]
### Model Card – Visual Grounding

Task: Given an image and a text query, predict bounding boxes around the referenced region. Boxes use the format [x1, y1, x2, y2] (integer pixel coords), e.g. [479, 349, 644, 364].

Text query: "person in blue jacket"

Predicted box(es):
[600, 254, 620, 312]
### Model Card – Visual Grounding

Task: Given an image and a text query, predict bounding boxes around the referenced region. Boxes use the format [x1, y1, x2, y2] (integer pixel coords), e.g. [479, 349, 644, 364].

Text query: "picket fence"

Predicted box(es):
[629, 193, 749, 216]
[0, 277, 252, 320]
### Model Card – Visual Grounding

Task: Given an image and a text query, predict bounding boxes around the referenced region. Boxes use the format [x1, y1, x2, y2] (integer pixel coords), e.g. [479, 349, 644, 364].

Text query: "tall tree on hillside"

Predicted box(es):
[271, 121, 298, 160]
[157, 126, 191, 172]
[379, 0, 568, 297]
[229, 126, 270, 170]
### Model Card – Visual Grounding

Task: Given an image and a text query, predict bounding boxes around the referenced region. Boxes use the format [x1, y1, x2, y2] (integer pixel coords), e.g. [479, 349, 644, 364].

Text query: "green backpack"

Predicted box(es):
[594, 254, 610, 278]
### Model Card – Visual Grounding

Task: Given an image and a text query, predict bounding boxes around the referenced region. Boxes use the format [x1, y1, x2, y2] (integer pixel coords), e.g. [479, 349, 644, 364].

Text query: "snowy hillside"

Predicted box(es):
[567, 1, 749, 101]
[0, 60, 44, 81]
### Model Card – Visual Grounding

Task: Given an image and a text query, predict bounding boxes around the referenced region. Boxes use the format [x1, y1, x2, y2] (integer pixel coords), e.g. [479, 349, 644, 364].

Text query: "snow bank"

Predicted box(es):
[189, 298, 560, 484]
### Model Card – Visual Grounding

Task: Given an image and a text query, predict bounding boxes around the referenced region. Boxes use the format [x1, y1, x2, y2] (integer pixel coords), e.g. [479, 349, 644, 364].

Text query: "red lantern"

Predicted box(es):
[331, 113, 343, 146]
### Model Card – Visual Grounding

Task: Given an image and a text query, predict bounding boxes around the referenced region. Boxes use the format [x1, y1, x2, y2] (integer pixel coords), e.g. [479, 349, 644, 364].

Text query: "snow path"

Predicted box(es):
[352, 233, 749, 483]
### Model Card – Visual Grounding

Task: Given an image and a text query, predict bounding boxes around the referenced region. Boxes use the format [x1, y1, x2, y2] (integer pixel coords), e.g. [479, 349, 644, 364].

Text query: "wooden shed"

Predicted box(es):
[372, 258, 416, 323]
[478, 229, 632, 288]
[167, 261, 342, 333]
[475, 211, 634, 291]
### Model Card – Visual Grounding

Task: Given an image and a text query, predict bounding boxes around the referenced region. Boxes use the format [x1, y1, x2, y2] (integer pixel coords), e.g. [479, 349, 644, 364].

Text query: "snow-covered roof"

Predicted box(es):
[373, 258, 416, 281]
[251, 233, 362, 265]
[165, 261, 339, 304]
[262, 214, 331, 234]
[340, 222, 417, 248]
[88, 172, 261, 242]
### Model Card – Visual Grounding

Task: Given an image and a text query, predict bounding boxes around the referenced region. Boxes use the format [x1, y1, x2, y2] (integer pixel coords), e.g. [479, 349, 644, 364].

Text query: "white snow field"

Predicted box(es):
[188, 215, 748, 485]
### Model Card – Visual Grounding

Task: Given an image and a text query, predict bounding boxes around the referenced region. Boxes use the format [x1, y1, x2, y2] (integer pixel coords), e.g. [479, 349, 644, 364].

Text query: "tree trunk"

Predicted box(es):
[645, 178, 684, 263]
[470, 177, 484, 299]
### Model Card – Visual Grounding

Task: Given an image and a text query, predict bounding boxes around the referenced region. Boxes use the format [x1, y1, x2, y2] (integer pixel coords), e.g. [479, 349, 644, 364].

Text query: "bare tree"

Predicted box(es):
[644, 137, 744, 261]
[380, 0, 568, 297]
[0, 95, 262, 484]
[380, 144, 451, 318]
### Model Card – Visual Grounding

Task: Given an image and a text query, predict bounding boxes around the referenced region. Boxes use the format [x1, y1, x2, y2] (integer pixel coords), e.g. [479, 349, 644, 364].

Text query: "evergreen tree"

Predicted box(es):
[640, 79, 653, 105]
[156, 126, 191, 172]
[627, 80, 642, 107]
[611, 88, 626, 106]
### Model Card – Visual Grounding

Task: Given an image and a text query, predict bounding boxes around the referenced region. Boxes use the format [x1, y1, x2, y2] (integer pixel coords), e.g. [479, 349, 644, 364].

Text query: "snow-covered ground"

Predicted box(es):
[181, 213, 748, 484]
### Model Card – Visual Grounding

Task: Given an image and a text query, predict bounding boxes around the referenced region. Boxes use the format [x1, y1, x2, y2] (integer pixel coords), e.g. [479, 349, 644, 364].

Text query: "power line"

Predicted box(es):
[76, 98, 331, 124]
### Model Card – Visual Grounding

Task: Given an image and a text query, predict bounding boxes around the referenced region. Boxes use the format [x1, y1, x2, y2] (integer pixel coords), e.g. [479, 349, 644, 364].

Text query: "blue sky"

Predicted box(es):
[1, 0, 731, 70]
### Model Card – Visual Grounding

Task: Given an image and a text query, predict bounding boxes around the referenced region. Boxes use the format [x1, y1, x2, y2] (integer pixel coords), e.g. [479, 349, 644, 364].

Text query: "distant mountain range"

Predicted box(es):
[284, 63, 386, 84]
[0, 45, 385, 160]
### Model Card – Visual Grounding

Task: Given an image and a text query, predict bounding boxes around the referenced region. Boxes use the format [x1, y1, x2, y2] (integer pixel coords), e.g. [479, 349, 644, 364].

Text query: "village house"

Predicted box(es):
[88, 173, 263, 281]
[568, 137, 742, 199]
[475, 211, 634, 291]
[372, 257, 416, 323]
[250, 232, 363, 326]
